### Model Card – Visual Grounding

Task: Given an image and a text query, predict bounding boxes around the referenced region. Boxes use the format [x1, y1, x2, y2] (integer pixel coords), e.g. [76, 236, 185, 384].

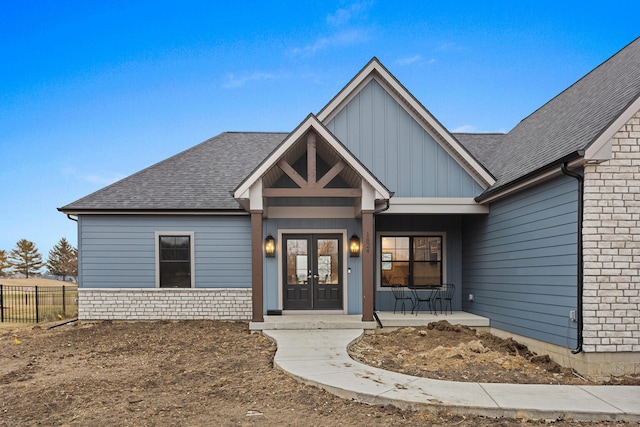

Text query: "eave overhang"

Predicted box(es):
[476, 152, 584, 204]
[57, 208, 248, 216]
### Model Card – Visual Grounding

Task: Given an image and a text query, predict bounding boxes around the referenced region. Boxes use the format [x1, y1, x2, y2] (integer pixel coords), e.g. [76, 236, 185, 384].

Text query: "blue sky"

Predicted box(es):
[1, 1, 637, 261]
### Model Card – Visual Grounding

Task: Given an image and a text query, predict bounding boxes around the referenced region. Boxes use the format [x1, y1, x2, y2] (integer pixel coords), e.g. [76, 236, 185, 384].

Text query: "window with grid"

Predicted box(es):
[380, 236, 442, 287]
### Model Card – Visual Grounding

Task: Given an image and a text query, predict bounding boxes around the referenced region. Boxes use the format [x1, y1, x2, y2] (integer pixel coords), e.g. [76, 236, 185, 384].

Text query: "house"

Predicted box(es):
[60, 37, 640, 376]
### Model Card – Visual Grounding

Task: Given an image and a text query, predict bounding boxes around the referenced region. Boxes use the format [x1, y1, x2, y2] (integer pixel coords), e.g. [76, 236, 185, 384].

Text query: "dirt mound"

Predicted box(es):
[349, 321, 639, 385]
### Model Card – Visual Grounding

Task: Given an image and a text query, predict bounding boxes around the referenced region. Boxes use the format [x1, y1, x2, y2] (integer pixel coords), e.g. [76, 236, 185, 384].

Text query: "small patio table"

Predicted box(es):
[408, 285, 441, 315]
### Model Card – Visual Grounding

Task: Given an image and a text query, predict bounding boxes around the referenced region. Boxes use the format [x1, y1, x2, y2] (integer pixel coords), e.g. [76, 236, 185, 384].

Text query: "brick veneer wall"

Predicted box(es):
[78, 288, 252, 320]
[583, 110, 640, 353]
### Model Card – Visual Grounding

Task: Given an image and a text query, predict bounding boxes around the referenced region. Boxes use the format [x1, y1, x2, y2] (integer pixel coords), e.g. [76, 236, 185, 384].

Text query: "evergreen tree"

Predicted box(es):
[0, 250, 10, 277]
[9, 239, 44, 278]
[47, 237, 78, 281]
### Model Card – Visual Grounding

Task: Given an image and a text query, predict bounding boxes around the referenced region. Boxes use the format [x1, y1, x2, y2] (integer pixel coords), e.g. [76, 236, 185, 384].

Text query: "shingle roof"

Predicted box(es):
[60, 132, 287, 211]
[452, 133, 507, 178]
[61, 39, 640, 212]
[484, 36, 640, 194]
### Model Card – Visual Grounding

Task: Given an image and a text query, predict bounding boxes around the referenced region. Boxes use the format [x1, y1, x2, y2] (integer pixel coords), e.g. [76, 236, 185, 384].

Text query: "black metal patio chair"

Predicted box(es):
[391, 285, 413, 314]
[434, 283, 455, 314]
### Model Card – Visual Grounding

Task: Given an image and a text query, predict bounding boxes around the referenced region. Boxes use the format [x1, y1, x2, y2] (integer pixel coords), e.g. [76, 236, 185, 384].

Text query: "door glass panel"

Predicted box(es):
[286, 239, 308, 284]
[316, 238, 338, 284]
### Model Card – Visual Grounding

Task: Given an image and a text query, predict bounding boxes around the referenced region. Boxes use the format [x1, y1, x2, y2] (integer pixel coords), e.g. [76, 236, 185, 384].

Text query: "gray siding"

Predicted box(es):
[326, 80, 483, 197]
[263, 218, 362, 314]
[462, 175, 579, 348]
[79, 215, 252, 289]
[374, 215, 463, 312]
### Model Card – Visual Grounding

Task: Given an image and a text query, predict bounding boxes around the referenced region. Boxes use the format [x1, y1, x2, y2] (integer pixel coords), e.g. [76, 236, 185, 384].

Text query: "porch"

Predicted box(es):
[249, 311, 489, 331]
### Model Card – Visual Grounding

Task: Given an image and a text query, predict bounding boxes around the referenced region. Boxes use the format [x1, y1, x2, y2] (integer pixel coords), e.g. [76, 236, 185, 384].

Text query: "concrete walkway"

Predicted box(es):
[263, 329, 640, 422]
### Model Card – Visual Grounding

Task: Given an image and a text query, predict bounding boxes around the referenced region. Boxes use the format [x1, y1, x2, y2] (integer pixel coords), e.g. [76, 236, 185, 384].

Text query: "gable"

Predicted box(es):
[233, 114, 391, 213]
[325, 79, 485, 198]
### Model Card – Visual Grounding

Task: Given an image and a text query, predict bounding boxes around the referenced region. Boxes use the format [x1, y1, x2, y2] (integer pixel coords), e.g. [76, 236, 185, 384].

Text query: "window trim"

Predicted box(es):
[155, 231, 195, 288]
[376, 231, 446, 290]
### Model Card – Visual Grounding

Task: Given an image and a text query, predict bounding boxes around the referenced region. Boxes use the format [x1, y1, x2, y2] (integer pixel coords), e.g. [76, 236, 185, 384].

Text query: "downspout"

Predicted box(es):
[66, 214, 78, 222]
[561, 163, 583, 354]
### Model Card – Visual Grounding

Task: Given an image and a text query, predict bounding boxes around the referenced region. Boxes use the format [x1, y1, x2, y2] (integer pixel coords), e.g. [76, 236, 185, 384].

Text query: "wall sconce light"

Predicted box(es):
[265, 235, 275, 257]
[350, 234, 360, 257]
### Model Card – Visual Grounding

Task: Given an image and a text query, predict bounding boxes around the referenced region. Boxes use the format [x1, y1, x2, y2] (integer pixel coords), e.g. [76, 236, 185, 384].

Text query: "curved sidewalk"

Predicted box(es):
[263, 329, 640, 422]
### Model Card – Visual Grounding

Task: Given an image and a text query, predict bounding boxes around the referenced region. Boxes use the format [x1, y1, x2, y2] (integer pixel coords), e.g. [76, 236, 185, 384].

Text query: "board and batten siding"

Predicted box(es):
[78, 215, 252, 289]
[325, 79, 483, 198]
[374, 214, 463, 312]
[462, 175, 579, 348]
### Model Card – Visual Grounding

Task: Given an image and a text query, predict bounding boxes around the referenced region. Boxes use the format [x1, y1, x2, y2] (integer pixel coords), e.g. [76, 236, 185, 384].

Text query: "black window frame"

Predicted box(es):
[380, 235, 443, 287]
[158, 235, 192, 288]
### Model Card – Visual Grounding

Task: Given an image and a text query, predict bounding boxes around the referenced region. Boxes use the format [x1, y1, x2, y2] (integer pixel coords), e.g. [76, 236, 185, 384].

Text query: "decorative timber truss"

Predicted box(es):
[263, 131, 362, 199]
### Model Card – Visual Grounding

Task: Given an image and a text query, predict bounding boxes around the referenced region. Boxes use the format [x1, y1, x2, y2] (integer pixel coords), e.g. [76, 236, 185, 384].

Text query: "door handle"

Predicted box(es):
[312, 274, 319, 278]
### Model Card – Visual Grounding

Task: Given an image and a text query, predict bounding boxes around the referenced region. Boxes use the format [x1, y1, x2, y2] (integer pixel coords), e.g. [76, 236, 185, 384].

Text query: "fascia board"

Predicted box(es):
[477, 158, 585, 204]
[311, 117, 391, 200]
[233, 116, 315, 200]
[58, 210, 249, 216]
[585, 95, 640, 160]
[233, 114, 391, 202]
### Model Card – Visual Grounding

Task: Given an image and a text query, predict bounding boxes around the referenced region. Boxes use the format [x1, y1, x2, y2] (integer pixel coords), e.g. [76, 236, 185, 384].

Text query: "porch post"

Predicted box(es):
[361, 210, 374, 321]
[251, 210, 264, 322]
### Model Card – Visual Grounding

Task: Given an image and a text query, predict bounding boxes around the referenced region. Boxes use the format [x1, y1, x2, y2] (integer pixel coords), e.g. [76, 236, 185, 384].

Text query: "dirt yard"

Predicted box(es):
[0, 320, 635, 426]
[350, 321, 640, 386]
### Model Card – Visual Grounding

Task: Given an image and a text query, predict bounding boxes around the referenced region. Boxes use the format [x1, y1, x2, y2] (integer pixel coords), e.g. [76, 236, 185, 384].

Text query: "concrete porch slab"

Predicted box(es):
[250, 311, 489, 331]
[250, 314, 376, 331]
[376, 311, 490, 328]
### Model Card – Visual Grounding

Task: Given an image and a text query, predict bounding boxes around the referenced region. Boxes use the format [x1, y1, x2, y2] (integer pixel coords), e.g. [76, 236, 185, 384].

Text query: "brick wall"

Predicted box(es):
[583, 110, 640, 353]
[78, 288, 252, 320]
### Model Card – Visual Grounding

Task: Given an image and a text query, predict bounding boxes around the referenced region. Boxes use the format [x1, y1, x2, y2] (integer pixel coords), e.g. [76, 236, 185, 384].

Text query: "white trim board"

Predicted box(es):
[386, 198, 488, 214]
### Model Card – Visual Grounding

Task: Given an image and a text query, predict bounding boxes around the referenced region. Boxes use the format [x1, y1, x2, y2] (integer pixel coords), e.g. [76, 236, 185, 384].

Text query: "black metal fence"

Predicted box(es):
[0, 285, 78, 323]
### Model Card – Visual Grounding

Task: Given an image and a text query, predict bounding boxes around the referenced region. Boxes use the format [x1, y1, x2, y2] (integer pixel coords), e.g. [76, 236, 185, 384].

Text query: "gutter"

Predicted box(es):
[561, 162, 584, 354]
[58, 208, 249, 216]
[476, 151, 583, 204]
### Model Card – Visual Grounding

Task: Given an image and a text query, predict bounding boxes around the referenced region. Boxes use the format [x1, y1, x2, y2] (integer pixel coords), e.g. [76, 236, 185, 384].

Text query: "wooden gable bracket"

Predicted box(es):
[263, 132, 362, 198]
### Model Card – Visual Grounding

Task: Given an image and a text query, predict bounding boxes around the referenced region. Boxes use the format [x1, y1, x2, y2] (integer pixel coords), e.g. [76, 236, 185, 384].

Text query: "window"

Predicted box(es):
[157, 234, 193, 288]
[380, 236, 442, 287]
